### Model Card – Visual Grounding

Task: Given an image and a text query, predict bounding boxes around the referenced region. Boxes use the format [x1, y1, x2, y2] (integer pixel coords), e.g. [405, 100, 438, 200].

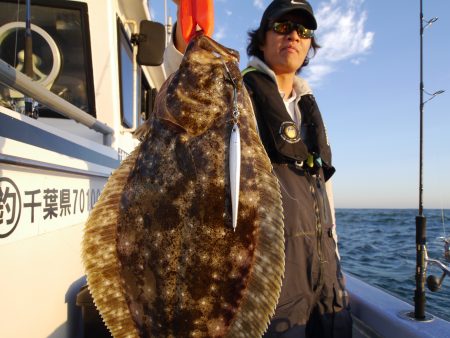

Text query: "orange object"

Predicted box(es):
[180, 0, 214, 42]
[180, 0, 195, 42]
[195, 0, 214, 38]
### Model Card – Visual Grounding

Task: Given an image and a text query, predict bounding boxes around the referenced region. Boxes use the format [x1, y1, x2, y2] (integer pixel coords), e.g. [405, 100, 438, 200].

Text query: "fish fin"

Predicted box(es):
[82, 148, 141, 338]
[227, 133, 285, 337]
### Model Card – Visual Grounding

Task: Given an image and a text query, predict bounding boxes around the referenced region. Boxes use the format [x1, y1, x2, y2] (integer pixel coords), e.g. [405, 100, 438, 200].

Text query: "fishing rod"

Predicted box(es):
[413, 0, 446, 321]
[24, 0, 35, 118]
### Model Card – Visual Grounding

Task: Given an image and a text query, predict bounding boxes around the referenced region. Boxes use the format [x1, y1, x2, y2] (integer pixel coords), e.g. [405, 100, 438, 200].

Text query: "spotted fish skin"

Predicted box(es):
[83, 34, 284, 338]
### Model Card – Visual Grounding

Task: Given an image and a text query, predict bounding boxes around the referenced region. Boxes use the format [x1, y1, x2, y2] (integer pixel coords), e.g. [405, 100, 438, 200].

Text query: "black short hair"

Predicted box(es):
[246, 22, 320, 72]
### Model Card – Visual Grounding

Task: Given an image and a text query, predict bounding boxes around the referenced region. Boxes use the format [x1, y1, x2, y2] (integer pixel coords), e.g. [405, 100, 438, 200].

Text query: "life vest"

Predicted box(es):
[243, 68, 335, 180]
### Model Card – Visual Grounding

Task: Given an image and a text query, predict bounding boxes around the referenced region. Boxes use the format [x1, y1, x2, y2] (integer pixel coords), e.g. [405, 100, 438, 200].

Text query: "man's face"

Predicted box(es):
[260, 13, 312, 75]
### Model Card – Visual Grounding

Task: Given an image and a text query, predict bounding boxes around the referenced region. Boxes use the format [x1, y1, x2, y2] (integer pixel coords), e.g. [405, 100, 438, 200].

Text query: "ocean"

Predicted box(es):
[336, 208, 450, 322]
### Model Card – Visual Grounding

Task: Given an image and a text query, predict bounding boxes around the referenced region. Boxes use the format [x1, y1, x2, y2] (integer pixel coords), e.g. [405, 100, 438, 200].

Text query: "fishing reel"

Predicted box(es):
[426, 249, 450, 292]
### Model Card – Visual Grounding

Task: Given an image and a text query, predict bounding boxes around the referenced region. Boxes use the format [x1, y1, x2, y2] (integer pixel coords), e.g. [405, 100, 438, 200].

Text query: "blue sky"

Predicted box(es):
[149, 0, 450, 209]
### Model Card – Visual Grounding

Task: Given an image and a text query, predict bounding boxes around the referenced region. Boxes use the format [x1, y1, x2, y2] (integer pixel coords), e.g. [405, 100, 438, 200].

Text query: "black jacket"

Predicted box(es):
[243, 68, 347, 329]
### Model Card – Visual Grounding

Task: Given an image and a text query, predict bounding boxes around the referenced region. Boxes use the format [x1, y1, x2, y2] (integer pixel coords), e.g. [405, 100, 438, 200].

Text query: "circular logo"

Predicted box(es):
[279, 121, 301, 144]
[0, 177, 22, 238]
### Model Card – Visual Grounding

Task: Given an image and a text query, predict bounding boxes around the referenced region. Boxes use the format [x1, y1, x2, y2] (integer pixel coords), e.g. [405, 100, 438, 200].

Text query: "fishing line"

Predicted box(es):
[277, 175, 300, 202]
[441, 202, 450, 261]
[436, 156, 449, 255]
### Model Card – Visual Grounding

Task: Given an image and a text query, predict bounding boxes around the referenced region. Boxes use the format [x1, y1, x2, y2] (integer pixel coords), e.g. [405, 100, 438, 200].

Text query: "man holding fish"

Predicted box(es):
[166, 0, 353, 337]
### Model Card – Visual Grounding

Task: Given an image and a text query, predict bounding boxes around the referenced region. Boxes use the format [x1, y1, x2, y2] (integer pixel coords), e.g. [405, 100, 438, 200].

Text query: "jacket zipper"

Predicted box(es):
[306, 171, 324, 289]
[316, 175, 330, 226]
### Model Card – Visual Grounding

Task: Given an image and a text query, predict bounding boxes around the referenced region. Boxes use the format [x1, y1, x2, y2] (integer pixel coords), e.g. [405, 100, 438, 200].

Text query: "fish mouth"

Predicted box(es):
[188, 33, 240, 62]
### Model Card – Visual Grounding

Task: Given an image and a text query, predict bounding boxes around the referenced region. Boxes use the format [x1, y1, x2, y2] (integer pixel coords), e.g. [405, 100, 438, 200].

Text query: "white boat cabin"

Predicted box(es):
[0, 0, 166, 337]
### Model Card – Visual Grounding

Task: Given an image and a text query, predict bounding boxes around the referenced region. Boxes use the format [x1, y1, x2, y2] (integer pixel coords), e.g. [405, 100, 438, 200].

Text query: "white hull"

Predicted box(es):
[1, 222, 85, 338]
[347, 274, 450, 338]
[1, 109, 113, 338]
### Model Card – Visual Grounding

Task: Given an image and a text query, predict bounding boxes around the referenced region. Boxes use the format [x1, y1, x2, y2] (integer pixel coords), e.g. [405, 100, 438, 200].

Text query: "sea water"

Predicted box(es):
[336, 208, 450, 321]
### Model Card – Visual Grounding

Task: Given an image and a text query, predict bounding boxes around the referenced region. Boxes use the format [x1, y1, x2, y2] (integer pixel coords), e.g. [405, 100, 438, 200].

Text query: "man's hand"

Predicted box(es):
[172, 0, 187, 53]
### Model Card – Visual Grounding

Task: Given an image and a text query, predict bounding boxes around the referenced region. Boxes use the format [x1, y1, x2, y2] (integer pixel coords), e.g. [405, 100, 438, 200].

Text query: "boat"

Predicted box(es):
[0, 0, 449, 337]
[0, 0, 166, 337]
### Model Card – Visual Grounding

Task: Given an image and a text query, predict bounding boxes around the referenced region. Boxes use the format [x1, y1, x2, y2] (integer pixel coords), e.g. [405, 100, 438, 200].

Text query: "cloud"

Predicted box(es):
[351, 58, 363, 65]
[304, 64, 334, 85]
[253, 0, 265, 10]
[304, 0, 374, 85]
[213, 26, 227, 41]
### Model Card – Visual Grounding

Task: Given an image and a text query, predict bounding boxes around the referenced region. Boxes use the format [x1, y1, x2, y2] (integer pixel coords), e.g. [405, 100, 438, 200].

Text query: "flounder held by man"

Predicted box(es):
[82, 34, 284, 337]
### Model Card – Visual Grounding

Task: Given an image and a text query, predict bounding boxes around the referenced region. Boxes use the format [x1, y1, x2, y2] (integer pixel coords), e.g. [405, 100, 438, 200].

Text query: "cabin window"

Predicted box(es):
[117, 18, 135, 128]
[0, 0, 96, 117]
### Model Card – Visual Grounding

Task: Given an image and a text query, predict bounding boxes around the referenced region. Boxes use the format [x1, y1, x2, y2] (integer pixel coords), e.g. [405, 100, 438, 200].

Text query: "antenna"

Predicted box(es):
[164, 0, 173, 47]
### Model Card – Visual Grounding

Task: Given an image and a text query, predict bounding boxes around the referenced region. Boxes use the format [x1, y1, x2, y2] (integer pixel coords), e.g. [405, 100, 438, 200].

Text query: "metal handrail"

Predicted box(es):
[0, 58, 113, 146]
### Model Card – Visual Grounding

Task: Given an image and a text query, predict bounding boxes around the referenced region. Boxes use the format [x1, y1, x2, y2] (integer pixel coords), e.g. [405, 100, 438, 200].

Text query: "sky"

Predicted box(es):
[148, 0, 450, 210]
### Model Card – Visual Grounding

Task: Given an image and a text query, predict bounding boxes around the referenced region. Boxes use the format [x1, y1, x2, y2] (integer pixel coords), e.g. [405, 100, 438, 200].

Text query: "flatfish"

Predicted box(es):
[82, 34, 284, 338]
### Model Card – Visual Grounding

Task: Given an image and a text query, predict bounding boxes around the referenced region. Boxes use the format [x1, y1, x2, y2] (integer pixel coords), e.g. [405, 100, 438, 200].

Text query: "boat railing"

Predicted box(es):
[0, 58, 114, 146]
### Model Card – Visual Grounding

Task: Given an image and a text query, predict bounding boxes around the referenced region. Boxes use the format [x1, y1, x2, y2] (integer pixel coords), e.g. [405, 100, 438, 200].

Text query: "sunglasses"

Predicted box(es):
[271, 21, 314, 38]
